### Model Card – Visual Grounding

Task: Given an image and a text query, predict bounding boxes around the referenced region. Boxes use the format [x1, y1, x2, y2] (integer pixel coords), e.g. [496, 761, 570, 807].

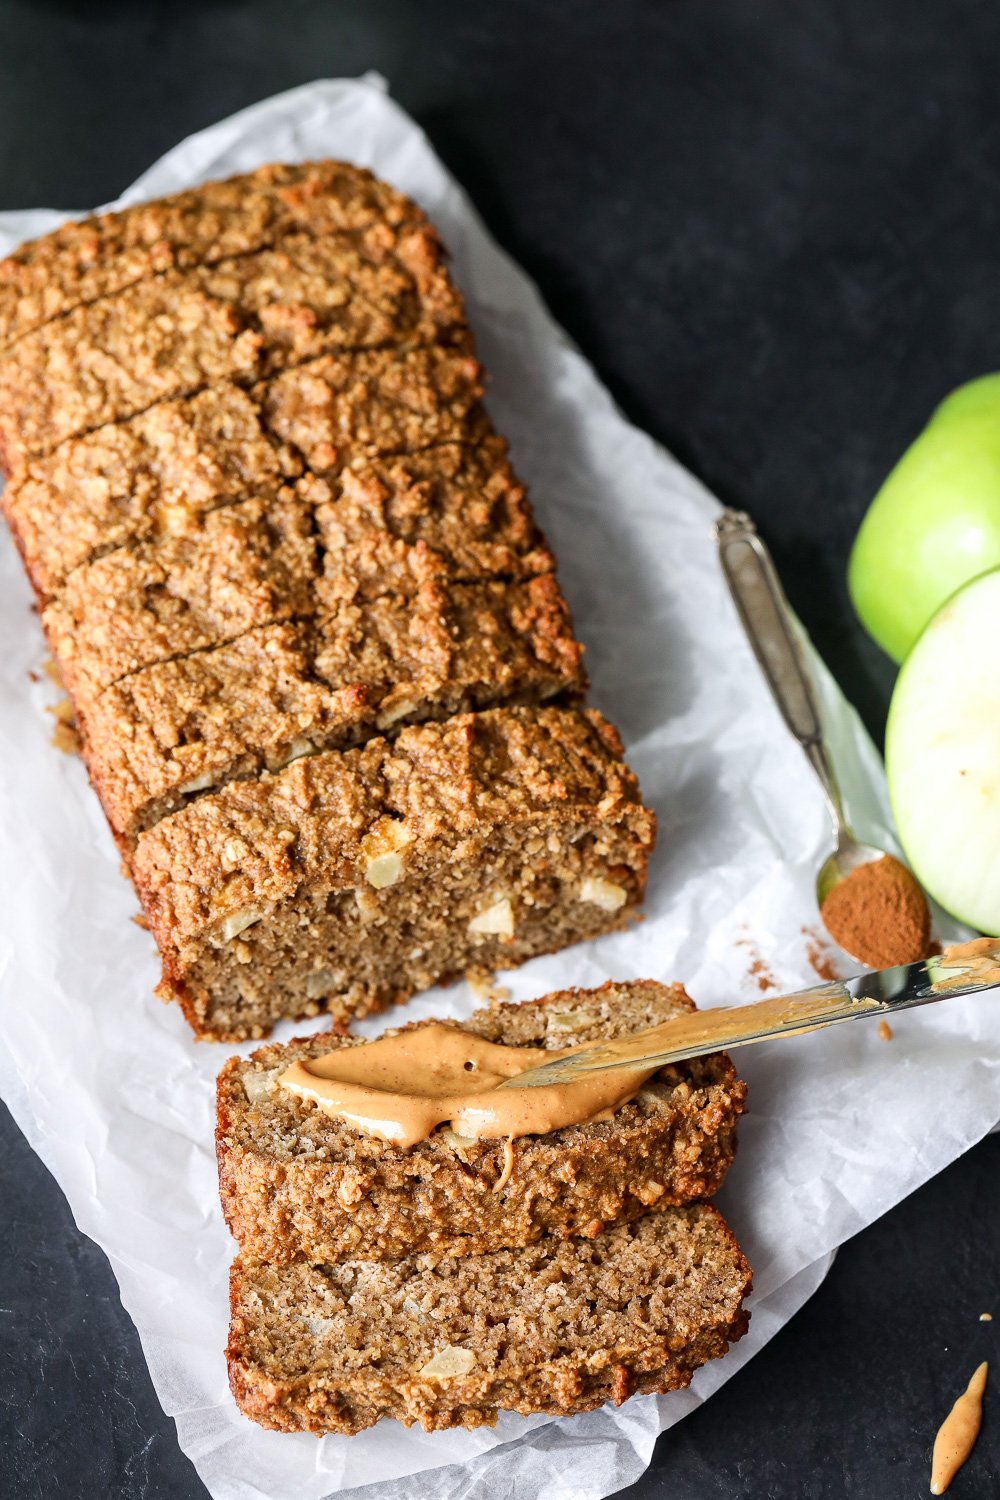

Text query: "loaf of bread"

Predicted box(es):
[0, 160, 655, 1039]
[226, 1205, 752, 1434]
[217, 979, 746, 1263]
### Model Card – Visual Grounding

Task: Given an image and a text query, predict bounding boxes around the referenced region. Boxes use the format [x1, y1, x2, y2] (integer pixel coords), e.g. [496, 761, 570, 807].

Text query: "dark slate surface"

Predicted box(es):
[1, 1, 998, 1495]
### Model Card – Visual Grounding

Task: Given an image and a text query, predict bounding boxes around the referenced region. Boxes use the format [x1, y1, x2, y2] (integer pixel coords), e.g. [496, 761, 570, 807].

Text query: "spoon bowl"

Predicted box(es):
[815, 836, 894, 958]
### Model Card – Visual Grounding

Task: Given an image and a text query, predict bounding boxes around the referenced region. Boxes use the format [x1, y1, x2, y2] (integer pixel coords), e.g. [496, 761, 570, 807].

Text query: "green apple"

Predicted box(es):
[886, 566, 1000, 932]
[849, 372, 1000, 662]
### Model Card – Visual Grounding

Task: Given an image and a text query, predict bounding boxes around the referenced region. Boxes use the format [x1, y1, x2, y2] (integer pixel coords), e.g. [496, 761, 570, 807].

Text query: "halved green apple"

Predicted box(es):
[885, 567, 1000, 932]
[849, 374, 1000, 662]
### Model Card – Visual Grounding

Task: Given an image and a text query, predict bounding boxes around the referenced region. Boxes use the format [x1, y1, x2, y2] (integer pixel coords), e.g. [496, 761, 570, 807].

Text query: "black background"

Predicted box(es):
[1, 2, 998, 1496]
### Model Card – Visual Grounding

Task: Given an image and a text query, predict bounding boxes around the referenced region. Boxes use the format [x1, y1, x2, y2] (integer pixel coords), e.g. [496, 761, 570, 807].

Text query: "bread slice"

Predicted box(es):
[132, 706, 655, 1040]
[217, 979, 746, 1264]
[226, 1205, 751, 1434]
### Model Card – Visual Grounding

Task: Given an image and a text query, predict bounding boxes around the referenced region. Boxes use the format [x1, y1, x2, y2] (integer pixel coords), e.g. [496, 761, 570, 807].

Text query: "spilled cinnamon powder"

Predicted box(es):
[803, 927, 841, 982]
[735, 933, 778, 992]
[819, 855, 931, 969]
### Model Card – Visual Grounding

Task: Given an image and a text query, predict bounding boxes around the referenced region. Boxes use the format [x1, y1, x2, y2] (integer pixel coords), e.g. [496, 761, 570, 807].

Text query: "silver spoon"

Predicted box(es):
[713, 508, 904, 951]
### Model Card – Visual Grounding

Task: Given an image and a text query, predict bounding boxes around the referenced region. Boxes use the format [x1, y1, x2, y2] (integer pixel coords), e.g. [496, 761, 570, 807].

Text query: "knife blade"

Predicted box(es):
[501, 938, 1000, 1089]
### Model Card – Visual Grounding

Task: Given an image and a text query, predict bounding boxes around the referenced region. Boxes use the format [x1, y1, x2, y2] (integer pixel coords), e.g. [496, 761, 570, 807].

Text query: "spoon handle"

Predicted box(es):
[714, 508, 848, 833]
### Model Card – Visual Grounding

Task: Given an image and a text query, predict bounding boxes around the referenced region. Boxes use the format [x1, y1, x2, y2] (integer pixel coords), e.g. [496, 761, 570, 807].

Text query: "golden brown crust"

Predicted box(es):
[311, 439, 556, 600]
[225, 1206, 752, 1434]
[0, 385, 287, 601]
[1, 350, 490, 604]
[258, 345, 488, 475]
[0, 224, 468, 465]
[77, 576, 585, 845]
[216, 980, 746, 1264]
[43, 494, 318, 703]
[0, 160, 427, 349]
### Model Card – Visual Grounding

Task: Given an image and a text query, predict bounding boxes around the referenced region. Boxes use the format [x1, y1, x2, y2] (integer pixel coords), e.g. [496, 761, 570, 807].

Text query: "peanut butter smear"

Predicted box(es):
[278, 1023, 656, 1149]
[929, 1361, 988, 1494]
[930, 937, 1000, 991]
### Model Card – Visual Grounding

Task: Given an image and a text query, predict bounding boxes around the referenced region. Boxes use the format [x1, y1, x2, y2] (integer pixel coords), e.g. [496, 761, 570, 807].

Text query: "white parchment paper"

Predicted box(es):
[0, 77, 997, 1500]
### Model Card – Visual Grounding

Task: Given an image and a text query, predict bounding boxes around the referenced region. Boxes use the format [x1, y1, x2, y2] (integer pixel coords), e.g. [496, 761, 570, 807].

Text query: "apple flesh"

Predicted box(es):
[885, 567, 1000, 932]
[849, 373, 1000, 662]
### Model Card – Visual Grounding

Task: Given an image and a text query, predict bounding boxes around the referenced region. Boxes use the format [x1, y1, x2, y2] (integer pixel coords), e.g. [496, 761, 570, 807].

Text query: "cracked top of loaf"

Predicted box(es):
[0, 160, 428, 348]
[132, 705, 650, 954]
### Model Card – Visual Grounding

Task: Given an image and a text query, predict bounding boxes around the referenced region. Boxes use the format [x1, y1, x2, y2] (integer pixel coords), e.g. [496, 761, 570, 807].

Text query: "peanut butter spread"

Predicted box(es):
[278, 983, 880, 1148]
[278, 1022, 657, 1149]
[930, 937, 1000, 991]
[930, 1361, 988, 1494]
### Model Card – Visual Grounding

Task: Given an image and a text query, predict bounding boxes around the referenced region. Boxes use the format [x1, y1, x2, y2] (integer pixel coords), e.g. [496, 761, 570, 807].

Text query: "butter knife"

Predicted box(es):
[502, 941, 999, 1088]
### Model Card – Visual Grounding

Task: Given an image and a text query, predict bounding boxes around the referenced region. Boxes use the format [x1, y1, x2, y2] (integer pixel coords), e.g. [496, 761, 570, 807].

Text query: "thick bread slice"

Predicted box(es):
[217, 979, 746, 1264]
[226, 1205, 752, 1434]
[132, 706, 656, 1041]
[77, 575, 585, 846]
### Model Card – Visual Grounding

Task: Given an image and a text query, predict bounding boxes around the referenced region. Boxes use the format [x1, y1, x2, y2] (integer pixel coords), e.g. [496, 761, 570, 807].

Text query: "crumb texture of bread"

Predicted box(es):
[226, 1206, 752, 1434]
[133, 705, 655, 1039]
[217, 980, 746, 1263]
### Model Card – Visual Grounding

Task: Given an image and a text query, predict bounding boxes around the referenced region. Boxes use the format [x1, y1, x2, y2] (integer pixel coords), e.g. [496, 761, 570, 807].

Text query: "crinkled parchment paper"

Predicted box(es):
[0, 76, 997, 1500]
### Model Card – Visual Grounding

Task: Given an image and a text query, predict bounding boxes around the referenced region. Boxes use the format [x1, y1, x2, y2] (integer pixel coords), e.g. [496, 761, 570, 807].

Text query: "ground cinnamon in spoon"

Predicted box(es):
[819, 854, 931, 968]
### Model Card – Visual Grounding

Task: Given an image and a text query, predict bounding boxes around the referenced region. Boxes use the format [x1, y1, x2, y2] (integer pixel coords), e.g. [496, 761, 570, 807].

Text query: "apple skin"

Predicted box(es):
[848, 372, 1000, 663]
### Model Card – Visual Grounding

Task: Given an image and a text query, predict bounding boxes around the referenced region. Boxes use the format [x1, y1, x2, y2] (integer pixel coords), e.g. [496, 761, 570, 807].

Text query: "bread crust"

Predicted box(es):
[0, 224, 468, 465]
[0, 160, 427, 349]
[0, 353, 492, 604]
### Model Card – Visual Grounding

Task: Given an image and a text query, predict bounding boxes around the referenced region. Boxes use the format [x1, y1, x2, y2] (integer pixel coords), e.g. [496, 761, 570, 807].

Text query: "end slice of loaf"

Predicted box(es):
[226, 1204, 752, 1435]
[133, 705, 656, 1040]
[217, 979, 746, 1264]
